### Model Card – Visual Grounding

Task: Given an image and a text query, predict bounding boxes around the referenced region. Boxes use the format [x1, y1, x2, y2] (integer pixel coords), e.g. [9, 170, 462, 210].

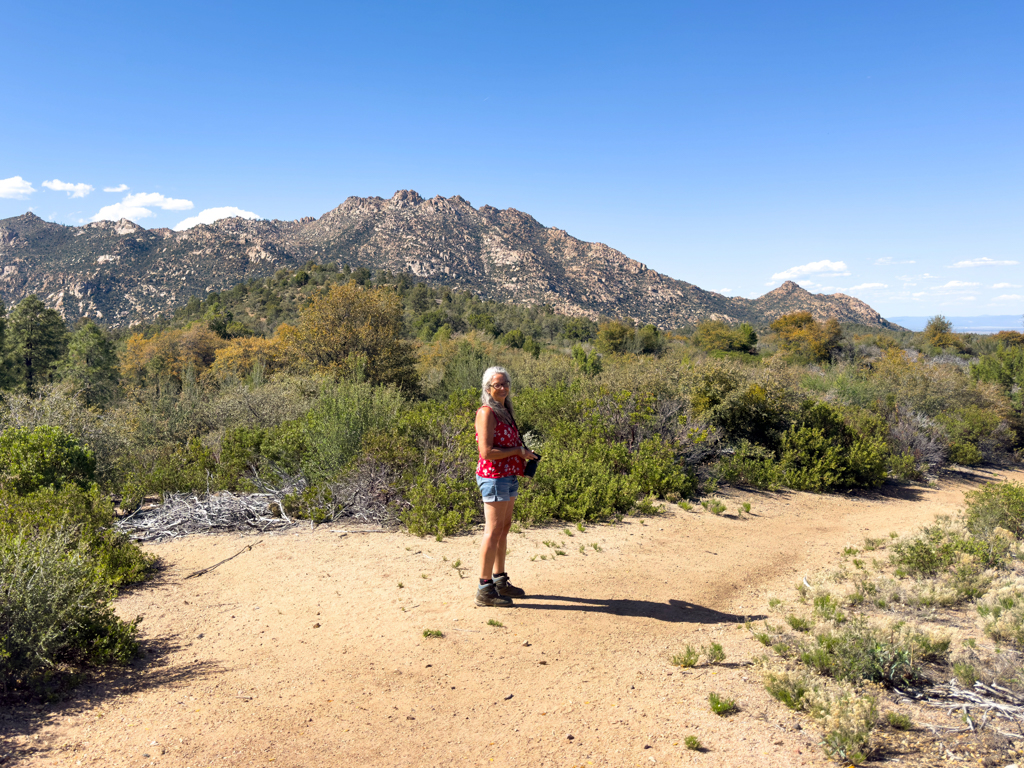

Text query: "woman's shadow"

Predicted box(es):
[516, 594, 764, 624]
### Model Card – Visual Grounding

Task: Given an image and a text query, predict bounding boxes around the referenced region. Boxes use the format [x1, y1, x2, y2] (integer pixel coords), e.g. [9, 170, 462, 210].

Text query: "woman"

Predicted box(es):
[474, 366, 538, 607]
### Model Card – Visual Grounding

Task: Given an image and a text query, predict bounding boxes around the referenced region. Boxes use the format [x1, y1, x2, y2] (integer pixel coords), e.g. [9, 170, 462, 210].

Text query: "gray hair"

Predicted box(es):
[481, 366, 515, 425]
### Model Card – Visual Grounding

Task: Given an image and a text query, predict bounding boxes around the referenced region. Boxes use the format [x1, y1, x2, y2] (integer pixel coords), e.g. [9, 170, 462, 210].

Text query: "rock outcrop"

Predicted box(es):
[0, 193, 900, 329]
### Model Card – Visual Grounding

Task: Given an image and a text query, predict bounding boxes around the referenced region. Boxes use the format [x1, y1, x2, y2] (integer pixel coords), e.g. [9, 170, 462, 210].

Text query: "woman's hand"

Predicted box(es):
[520, 446, 539, 461]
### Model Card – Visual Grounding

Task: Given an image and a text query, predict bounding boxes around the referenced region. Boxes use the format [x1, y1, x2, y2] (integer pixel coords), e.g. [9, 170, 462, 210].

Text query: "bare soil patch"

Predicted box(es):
[4, 467, 1022, 768]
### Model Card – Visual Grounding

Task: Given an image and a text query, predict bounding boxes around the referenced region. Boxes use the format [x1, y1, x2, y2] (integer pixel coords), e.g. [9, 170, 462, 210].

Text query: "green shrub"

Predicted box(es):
[120, 438, 216, 505]
[890, 520, 1009, 579]
[0, 526, 141, 696]
[948, 441, 984, 466]
[778, 403, 888, 492]
[402, 475, 479, 538]
[798, 619, 947, 687]
[628, 436, 697, 499]
[0, 485, 153, 586]
[683, 735, 701, 750]
[764, 670, 810, 710]
[886, 712, 913, 730]
[716, 441, 781, 489]
[301, 379, 403, 483]
[0, 425, 96, 495]
[963, 481, 1024, 540]
[670, 645, 699, 668]
[708, 691, 737, 716]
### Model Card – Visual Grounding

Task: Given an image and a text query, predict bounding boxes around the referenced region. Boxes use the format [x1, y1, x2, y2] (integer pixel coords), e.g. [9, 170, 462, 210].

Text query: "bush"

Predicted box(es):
[0, 525, 140, 696]
[120, 438, 217, 507]
[798, 619, 948, 687]
[402, 475, 479, 538]
[890, 520, 1009, 579]
[804, 686, 878, 765]
[764, 669, 810, 710]
[778, 403, 892, 493]
[301, 379, 404, 484]
[628, 436, 698, 499]
[976, 577, 1024, 648]
[963, 481, 1024, 540]
[514, 419, 644, 525]
[0, 425, 96, 495]
[0, 485, 154, 587]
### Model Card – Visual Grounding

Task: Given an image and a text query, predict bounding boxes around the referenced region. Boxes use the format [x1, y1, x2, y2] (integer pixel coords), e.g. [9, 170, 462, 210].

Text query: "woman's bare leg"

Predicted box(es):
[479, 499, 514, 580]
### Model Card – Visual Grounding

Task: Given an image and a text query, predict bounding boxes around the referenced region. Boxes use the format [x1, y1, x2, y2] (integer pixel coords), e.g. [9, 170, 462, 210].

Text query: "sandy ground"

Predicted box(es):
[3, 467, 1021, 768]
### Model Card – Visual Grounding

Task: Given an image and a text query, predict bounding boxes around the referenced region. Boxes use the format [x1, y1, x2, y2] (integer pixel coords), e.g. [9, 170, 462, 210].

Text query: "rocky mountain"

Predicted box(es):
[0, 190, 898, 329]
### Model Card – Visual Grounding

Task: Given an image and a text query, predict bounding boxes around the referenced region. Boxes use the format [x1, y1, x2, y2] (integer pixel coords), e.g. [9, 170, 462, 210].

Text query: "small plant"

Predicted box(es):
[397, 582, 404, 589]
[563, 528, 574, 537]
[487, 619, 504, 628]
[421, 573, 429, 579]
[701, 498, 727, 515]
[953, 661, 978, 687]
[703, 642, 726, 664]
[843, 546, 860, 557]
[768, 597, 783, 611]
[555, 549, 567, 556]
[510, 523, 522, 534]
[679, 500, 693, 511]
[529, 555, 537, 562]
[542, 540, 556, 548]
[451, 558, 461, 569]
[890, 531, 899, 538]
[852, 558, 865, 570]
[670, 645, 700, 668]
[579, 544, 586, 554]
[805, 687, 877, 765]
[740, 502, 751, 514]
[590, 542, 602, 552]
[885, 711, 913, 730]
[863, 537, 885, 551]
[753, 631, 771, 646]
[540, 554, 548, 560]
[576, 521, 586, 532]
[422, 629, 444, 638]
[786, 614, 813, 632]
[708, 691, 737, 716]
[772, 642, 791, 657]
[764, 670, 809, 710]
[813, 594, 846, 624]
[683, 735, 701, 750]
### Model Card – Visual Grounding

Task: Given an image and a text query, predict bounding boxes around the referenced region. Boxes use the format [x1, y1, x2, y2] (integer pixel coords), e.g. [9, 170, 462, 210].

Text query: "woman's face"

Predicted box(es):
[488, 374, 510, 403]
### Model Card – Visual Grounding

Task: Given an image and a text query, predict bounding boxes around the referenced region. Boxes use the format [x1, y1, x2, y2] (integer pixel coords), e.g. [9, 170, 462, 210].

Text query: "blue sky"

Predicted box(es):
[2, 1, 1021, 320]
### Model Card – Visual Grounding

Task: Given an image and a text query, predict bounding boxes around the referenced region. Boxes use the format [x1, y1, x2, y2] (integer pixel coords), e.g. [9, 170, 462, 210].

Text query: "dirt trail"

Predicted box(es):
[4, 467, 1018, 768]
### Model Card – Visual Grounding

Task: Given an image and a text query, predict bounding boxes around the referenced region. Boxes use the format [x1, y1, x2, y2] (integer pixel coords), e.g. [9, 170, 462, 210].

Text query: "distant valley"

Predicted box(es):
[0, 190, 898, 329]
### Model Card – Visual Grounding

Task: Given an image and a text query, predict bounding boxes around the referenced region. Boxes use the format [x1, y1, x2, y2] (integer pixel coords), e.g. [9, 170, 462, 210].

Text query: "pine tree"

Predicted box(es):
[7, 294, 68, 396]
[0, 300, 8, 390]
[58, 320, 120, 406]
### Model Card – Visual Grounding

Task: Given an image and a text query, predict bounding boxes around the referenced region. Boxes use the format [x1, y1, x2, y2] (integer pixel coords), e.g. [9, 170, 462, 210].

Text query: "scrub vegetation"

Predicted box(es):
[1, 265, 1022, 700]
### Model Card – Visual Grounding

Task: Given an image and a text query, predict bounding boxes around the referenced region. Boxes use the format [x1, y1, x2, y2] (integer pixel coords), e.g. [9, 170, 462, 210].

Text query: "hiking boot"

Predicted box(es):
[475, 583, 513, 607]
[493, 573, 526, 598]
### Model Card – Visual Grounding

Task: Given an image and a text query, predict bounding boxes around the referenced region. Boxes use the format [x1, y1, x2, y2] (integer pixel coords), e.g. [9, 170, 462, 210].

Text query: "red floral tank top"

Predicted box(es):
[475, 407, 525, 478]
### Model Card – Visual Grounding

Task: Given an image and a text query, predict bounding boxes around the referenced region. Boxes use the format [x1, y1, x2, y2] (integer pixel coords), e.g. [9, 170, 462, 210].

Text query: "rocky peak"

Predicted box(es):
[390, 190, 424, 208]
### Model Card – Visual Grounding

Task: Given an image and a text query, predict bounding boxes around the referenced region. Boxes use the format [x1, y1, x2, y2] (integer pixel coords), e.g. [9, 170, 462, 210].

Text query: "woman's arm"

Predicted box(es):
[475, 407, 536, 461]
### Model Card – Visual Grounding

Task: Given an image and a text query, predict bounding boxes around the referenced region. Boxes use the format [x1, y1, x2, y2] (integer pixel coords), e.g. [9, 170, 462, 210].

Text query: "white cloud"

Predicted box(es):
[875, 257, 915, 265]
[770, 260, 849, 282]
[0, 176, 35, 199]
[913, 292, 927, 297]
[91, 191, 194, 222]
[993, 282, 1021, 288]
[103, 184, 129, 193]
[950, 257, 1019, 268]
[717, 288, 733, 295]
[903, 282, 917, 287]
[939, 281, 981, 288]
[851, 283, 888, 290]
[42, 179, 94, 198]
[994, 294, 1023, 302]
[174, 206, 260, 231]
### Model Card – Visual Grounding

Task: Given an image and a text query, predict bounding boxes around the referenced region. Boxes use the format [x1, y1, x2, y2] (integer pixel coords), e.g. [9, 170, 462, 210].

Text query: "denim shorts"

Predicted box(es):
[476, 474, 519, 502]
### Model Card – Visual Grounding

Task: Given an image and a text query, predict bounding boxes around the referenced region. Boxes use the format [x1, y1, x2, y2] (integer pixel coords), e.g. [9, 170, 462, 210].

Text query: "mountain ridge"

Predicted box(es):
[0, 192, 899, 329]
